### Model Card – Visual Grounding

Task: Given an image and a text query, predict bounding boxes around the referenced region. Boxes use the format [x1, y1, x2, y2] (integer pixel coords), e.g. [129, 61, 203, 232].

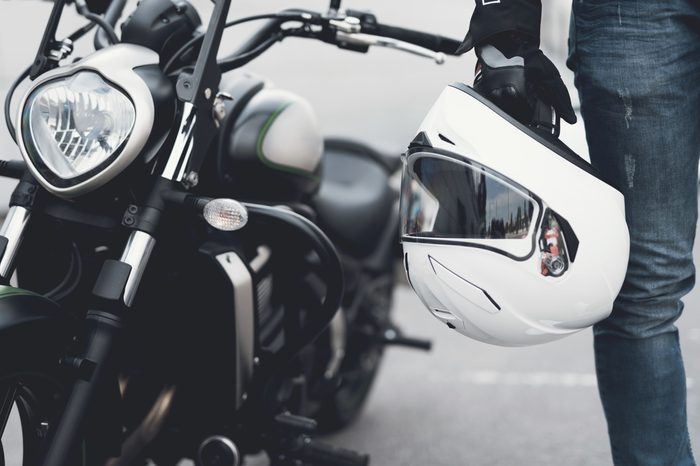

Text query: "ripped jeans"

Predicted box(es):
[568, 1, 700, 464]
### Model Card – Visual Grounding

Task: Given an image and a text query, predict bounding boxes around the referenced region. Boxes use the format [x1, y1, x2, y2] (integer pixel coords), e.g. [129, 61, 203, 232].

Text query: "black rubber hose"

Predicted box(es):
[68, 21, 97, 42]
[164, 12, 307, 73]
[218, 9, 313, 61]
[217, 33, 284, 73]
[81, 11, 119, 45]
[93, 0, 127, 49]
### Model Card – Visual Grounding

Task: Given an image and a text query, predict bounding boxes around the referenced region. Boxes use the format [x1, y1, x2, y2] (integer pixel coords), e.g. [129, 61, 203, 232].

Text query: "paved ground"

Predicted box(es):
[325, 284, 700, 466]
[1, 1, 698, 465]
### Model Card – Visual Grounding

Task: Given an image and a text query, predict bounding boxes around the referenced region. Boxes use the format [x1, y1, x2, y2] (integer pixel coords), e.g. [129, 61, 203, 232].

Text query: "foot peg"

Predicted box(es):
[297, 439, 369, 466]
[376, 327, 432, 350]
[272, 413, 369, 465]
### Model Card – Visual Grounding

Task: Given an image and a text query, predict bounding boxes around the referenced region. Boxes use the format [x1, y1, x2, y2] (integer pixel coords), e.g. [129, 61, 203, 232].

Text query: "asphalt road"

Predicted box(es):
[325, 284, 700, 466]
[1, 1, 698, 465]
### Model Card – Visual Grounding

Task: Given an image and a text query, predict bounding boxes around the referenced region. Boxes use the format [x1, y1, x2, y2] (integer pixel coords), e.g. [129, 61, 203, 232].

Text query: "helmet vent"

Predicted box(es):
[438, 133, 455, 145]
[428, 255, 501, 312]
[433, 308, 455, 318]
[431, 308, 461, 328]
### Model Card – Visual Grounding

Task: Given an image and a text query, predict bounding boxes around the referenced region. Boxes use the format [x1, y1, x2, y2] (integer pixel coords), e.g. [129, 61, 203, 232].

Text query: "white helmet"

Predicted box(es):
[400, 84, 630, 346]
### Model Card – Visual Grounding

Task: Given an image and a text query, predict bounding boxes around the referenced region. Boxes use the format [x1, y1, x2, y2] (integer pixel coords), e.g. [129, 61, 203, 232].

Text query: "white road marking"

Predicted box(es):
[457, 371, 694, 389]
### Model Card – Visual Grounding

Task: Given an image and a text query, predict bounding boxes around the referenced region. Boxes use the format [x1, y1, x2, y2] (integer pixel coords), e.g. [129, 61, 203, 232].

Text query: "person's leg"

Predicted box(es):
[569, 1, 700, 464]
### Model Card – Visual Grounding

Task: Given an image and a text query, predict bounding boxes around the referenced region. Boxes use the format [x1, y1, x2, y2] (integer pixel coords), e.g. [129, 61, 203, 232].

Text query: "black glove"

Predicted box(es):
[474, 34, 576, 132]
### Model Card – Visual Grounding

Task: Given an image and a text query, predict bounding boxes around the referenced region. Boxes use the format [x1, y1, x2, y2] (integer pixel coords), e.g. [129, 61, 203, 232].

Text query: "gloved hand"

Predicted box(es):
[474, 34, 576, 132]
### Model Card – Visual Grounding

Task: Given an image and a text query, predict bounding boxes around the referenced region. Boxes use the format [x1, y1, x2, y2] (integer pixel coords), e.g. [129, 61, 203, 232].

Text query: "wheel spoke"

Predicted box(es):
[0, 384, 17, 438]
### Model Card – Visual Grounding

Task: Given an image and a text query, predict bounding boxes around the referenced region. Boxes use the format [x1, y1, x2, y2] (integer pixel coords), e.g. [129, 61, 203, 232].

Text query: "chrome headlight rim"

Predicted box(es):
[16, 44, 159, 198]
[20, 71, 136, 189]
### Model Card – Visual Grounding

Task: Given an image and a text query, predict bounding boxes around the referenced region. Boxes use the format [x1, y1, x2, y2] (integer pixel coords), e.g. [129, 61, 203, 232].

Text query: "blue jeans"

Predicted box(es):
[568, 1, 700, 464]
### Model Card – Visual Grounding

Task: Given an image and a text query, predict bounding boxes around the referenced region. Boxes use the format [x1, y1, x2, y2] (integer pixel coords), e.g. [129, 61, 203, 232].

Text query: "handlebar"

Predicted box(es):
[325, 10, 462, 60]
[369, 23, 461, 55]
[335, 31, 446, 64]
[340, 9, 461, 55]
[215, 9, 462, 74]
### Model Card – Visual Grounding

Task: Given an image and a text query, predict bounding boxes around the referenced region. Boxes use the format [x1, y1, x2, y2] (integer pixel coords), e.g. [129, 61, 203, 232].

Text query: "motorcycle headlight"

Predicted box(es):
[22, 72, 135, 182]
[17, 44, 160, 198]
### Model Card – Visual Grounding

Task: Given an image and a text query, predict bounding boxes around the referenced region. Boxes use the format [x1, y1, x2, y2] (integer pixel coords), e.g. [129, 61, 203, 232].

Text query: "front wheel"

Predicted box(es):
[1, 374, 133, 466]
[0, 375, 69, 466]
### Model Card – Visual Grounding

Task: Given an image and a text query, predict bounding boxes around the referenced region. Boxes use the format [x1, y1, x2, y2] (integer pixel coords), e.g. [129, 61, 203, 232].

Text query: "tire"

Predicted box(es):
[0, 374, 70, 466]
[313, 273, 394, 433]
[314, 343, 384, 433]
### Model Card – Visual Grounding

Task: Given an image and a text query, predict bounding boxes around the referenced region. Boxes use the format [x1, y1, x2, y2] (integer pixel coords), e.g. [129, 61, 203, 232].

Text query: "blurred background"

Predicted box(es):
[0, 1, 698, 465]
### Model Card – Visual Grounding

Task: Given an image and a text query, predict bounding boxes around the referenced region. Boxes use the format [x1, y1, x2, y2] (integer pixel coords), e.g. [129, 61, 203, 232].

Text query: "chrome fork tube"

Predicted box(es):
[116, 103, 197, 306]
[0, 206, 31, 280]
[119, 230, 156, 307]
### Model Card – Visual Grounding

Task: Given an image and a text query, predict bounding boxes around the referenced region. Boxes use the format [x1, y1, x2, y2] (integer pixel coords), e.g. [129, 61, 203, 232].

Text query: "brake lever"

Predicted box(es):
[335, 31, 445, 64]
[328, 16, 361, 33]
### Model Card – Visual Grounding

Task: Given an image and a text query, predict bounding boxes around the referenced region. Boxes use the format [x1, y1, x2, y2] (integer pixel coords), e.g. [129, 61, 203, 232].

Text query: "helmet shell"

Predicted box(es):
[218, 78, 323, 203]
[402, 84, 630, 346]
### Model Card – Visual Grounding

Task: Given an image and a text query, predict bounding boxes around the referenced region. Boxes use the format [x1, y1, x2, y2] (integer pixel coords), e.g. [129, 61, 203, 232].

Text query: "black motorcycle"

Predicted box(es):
[0, 0, 459, 464]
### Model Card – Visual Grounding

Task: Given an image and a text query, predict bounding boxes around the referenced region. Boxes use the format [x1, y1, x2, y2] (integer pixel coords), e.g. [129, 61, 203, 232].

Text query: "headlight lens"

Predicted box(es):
[22, 71, 135, 181]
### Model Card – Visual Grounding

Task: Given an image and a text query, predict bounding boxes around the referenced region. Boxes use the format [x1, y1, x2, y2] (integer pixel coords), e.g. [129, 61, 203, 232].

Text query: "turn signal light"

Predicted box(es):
[203, 198, 248, 231]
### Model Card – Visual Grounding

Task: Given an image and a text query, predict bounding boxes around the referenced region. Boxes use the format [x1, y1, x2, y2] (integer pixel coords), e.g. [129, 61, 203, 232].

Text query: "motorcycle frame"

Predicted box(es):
[0, 0, 455, 460]
[0, 0, 235, 463]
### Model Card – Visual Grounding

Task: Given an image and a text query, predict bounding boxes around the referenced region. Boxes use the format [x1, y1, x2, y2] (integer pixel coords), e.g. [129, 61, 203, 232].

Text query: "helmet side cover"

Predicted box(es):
[403, 85, 630, 346]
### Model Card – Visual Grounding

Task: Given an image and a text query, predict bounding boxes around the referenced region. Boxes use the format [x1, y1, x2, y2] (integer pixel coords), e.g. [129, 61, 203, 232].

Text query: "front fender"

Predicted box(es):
[0, 286, 75, 377]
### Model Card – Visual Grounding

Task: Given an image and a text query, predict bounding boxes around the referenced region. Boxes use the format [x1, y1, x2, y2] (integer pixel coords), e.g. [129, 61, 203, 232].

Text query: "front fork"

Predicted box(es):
[37, 104, 203, 466]
[38, 228, 159, 465]
[0, 109, 199, 466]
[37, 205, 174, 464]
[0, 205, 30, 282]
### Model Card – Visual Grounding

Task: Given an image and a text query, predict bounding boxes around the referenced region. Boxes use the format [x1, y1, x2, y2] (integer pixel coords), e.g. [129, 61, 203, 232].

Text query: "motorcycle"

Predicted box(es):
[0, 0, 460, 464]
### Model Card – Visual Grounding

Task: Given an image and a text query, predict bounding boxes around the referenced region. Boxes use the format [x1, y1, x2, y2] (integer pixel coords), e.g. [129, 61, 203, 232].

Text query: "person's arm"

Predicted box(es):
[458, 0, 542, 53]
[457, 0, 575, 130]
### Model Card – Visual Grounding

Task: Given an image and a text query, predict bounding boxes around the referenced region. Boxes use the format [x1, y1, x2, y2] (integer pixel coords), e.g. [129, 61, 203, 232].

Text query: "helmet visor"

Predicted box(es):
[401, 152, 537, 240]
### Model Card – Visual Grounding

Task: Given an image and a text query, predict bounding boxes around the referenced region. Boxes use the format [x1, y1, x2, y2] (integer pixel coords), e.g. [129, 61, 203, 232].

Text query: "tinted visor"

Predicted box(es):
[401, 153, 537, 240]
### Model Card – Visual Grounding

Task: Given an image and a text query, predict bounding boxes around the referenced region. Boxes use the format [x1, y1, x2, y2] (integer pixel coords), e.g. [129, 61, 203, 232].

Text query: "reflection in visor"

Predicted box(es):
[539, 210, 569, 277]
[401, 154, 536, 240]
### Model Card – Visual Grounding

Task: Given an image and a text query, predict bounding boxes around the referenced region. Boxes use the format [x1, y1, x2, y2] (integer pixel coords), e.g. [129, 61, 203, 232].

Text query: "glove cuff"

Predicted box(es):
[457, 0, 541, 54]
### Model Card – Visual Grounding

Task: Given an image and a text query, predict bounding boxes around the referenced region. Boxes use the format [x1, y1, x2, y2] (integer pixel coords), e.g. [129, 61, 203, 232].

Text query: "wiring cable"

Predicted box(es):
[218, 32, 287, 72]
[164, 12, 306, 73]
[80, 11, 119, 44]
[74, 0, 119, 45]
[4, 21, 99, 141]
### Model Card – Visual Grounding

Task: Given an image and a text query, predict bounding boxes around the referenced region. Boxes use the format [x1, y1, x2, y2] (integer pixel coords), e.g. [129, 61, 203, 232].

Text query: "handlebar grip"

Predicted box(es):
[370, 23, 461, 55]
[300, 439, 370, 466]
